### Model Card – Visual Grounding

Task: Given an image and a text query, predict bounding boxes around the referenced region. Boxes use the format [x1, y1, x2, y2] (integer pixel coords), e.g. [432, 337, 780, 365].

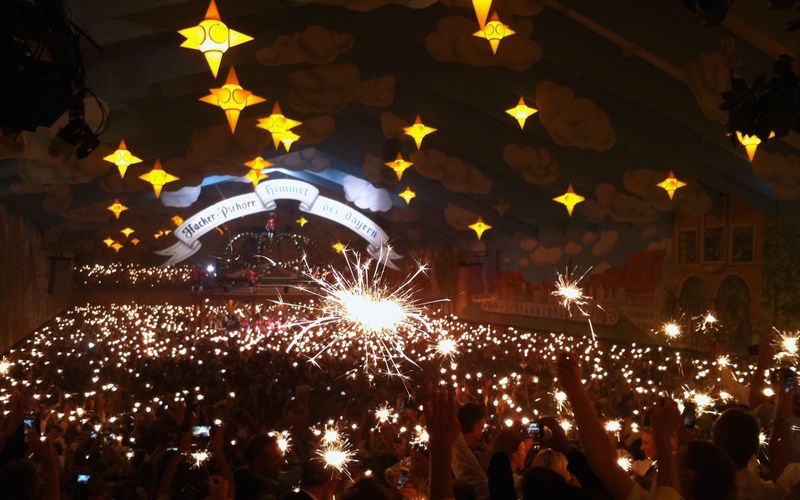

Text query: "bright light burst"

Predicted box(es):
[604, 419, 622, 434]
[660, 321, 682, 341]
[269, 430, 292, 455]
[315, 425, 355, 476]
[189, 450, 210, 468]
[282, 248, 444, 379]
[617, 455, 632, 472]
[552, 267, 596, 341]
[774, 330, 800, 364]
[411, 424, 429, 448]
[696, 311, 720, 334]
[373, 403, 398, 427]
[0, 359, 11, 375]
[435, 336, 459, 359]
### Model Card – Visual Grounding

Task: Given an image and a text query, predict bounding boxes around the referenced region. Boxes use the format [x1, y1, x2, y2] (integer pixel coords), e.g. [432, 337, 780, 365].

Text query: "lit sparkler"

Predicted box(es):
[696, 311, 719, 334]
[269, 430, 292, 455]
[434, 335, 459, 359]
[659, 321, 682, 341]
[189, 450, 210, 468]
[552, 266, 597, 341]
[281, 248, 444, 379]
[374, 403, 398, 427]
[774, 330, 800, 364]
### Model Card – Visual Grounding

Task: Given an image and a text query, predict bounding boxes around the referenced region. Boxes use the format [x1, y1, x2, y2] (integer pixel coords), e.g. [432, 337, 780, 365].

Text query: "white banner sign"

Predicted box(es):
[156, 179, 402, 268]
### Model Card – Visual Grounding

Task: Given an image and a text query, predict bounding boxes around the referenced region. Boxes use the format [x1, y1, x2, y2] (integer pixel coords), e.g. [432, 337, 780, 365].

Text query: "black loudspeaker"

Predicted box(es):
[47, 257, 72, 295]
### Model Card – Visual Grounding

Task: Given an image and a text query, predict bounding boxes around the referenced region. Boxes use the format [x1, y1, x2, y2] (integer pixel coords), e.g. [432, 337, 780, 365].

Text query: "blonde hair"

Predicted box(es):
[532, 448, 569, 479]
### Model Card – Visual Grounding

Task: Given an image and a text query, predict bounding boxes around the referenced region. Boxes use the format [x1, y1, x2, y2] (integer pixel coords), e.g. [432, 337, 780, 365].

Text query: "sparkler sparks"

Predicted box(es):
[374, 403, 398, 426]
[659, 321, 682, 341]
[434, 336, 459, 359]
[281, 249, 443, 380]
[774, 330, 800, 364]
[552, 267, 597, 341]
[189, 450, 210, 468]
[696, 311, 719, 334]
[269, 430, 292, 455]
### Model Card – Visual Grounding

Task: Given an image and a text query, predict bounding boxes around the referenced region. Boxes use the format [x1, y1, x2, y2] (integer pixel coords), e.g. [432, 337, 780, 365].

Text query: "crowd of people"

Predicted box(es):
[0, 301, 798, 499]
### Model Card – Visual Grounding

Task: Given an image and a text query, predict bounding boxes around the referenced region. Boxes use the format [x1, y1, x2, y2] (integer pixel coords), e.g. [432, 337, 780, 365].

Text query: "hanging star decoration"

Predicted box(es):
[139, 159, 180, 198]
[332, 241, 346, 253]
[111, 241, 124, 253]
[398, 187, 416, 204]
[493, 198, 509, 216]
[656, 170, 687, 200]
[107, 200, 128, 220]
[472, 0, 493, 28]
[506, 97, 538, 129]
[178, 0, 253, 78]
[102, 139, 142, 178]
[256, 103, 303, 152]
[171, 215, 184, 227]
[473, 12, 515, 54]
[735, 131, 774, 162]
[297, 216, 308, 228]
[385, 153, 413, 180]
[103, 237, 115, 248]
[199, 67, 266, 133]
[131, 238, 141, 246]
[403, 115, 436, 150]
[553, 184, 585, 217]
[468, 217, 492, 240]
[243, 156, 273, 188]
[120, 228, 135, 238]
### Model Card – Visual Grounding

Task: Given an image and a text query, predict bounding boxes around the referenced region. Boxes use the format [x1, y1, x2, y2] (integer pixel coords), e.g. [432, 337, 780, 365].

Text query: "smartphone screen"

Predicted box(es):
[397, 471, 409, 488]
[527, 422, 544, 439]
[192, 425, 211, 438]
[784, 370, 797, 394]
[76, 474, 91, 484]
[682, 402, 696, 428]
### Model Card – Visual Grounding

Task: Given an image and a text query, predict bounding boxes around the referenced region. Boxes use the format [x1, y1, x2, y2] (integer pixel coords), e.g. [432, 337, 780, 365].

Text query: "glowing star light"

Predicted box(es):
[506, 97, 538, 129]
[403, 115, 436, 150]
[178, 0, 253, 78]
[171, 215, 184, 227]
[474, 13, 515, 54]
[244, 169, 268, 189]
[103, 237, 115, 248]
[736, 131, 774, 162]
[131, 238, 141, 246]
[472, 0, 492, 28]
[656, 170, 687, 200]
[296, 216, 308, 228]
[107, 199, 128, 220]
[138, 159, 180, 198]
[385, 153, 413, 180]
[553, 184, 585, 217]
[120, 228, 135, 238]
[331, 241, 346, 253]
[103, 139, 142, 178]
[398, 187, 416, 205]
[256, 103, 302, 152]
[111, 241, 124, 253]
[199, 67, 266, 133]
[468, 217, 492, 240]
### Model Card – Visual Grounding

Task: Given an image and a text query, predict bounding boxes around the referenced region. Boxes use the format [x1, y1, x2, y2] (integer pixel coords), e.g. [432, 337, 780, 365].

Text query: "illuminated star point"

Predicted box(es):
[102, 139, 142, 178]
[120, 227, 135, 238]
[199, 66, 266, 133]
[505, 97, 538, 129]
[103, 237, 115, 248]
[296, 216, 308, 228]
[111, 241, 124, 253]
[138, 159, 180, 198]
[735, 131, 774, 162]
[130, 238, 141, 246]
[468, 217, 492, 240]
[256, 103, 303, 152]
[178, 0, 253, 78]
[398, 187, 416, 204]
[331, 241, 346, 253]
[171, 215, 184, 227]
[403, 115, 436, 150]
[473, 12, 515, 54]
[385, 152, 414, 180]
[244, 169, 268, 189]
[472, 0, 493, 28]
[552, 183, 585, 217]
[656, 170, 687, 200]
[107, 199, 128, 220]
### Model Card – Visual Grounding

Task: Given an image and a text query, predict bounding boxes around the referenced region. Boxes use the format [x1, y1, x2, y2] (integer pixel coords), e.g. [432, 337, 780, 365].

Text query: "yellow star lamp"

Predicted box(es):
[107, 199, 128, 220]
[178, 0, 253, 78]
[332, 241, 346, 253]
[553, 184, 584, 217]
[297, 216, 308, 228]
[473, 13, 515, 54]
[256, 103, 303, 151]
[120, 227, 135, 238]
[403, 115, 436, 150]
[139, 159, 180, 198]
[171, 215, 184, 227]
[472, 0, 492, 28]
[506, 97, 538, 129]
[103, 139, 142, 178]
[398, 187, 416, 204]
[656, 170, 687, 200]
[736, 131, 774, 162]
[111, 241, 124, 253]
[103, 237, 115, 248]
[468, 217, 492, 240]
[199, 67, 265, 133]
[385, 153, 413, 180]
[131, 238, 141, 246]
